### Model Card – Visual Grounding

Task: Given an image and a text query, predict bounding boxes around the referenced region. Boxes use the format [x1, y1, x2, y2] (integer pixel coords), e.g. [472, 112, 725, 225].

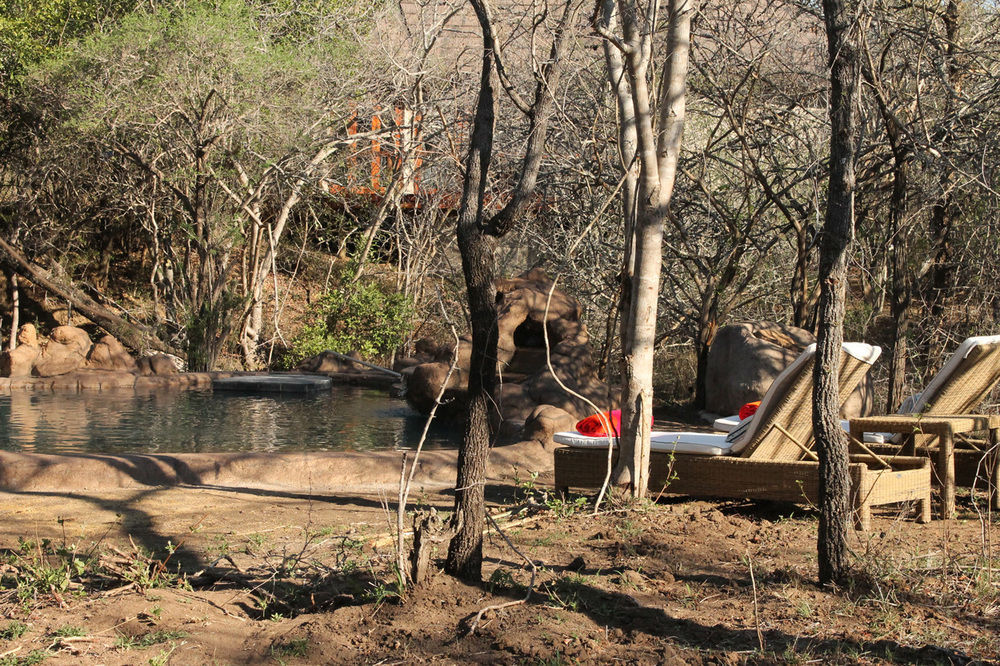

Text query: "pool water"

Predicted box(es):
[0, 387, 461, 454]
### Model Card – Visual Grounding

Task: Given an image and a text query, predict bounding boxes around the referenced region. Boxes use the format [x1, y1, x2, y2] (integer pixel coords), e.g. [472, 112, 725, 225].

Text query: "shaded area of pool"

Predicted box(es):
[0, 387, 461, 454]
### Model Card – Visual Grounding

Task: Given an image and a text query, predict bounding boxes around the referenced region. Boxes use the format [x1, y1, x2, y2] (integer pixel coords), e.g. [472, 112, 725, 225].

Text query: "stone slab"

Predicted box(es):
[212, 373, 333, 393]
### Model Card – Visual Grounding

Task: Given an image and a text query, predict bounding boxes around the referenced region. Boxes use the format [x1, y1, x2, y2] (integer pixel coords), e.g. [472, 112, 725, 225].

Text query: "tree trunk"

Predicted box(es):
[790, 222, 810, 329]
[7, 271, 18, 352]
[885, 141, 910, 412]
[693, 312, 717, 410]
[445, 0, 575, 580]
[928, 0, 961, 320]
[444, 2, 498, 580]
[612, 0, 691, 497]
[816, 0, 861, 586]
[600, 0, 639, 390]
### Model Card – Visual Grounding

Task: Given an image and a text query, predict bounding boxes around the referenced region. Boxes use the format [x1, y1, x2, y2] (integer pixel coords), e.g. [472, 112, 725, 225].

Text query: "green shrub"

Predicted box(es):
[286, 277, 412, 365]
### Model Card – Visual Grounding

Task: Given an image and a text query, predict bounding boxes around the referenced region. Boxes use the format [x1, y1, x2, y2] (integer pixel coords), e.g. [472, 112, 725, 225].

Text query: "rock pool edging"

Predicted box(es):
[0, 369, 399, 394]
[0, 440, 556, 493]
[0, 371, 216, 393]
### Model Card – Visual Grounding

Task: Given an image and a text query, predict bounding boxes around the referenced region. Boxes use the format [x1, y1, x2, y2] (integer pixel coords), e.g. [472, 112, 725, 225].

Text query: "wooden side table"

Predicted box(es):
[849, 414, 1000, 519]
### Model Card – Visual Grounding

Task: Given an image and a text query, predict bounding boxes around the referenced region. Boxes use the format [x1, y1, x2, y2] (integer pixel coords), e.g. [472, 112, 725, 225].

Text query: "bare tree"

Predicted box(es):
[445, 0, 579, 580]
[594, 0, 693, 496]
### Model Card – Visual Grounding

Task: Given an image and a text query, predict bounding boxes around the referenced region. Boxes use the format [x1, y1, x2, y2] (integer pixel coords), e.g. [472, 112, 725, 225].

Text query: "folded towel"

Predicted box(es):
[576, 410, 622, 437]
[575, 409, 653, 437]
[738, 401, 761, 420]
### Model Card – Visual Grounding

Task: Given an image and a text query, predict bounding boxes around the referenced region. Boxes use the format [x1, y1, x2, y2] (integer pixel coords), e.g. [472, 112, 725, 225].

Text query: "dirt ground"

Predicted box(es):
[1, 470, 999, 665]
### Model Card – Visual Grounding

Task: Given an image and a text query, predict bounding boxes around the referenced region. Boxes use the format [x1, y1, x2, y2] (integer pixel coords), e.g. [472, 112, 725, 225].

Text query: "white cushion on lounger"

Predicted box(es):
[713, 415, 741, 432]
[713, 414, 886, 443]
[552, 431, 732, 456]
[556, 342, 881, 458]
[843, 342, 883, 364]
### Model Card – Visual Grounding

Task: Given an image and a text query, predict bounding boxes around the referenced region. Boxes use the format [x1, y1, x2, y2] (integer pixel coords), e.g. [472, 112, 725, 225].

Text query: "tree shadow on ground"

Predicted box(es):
[2, 488, 207, 571]
[482, 561, 984, 664]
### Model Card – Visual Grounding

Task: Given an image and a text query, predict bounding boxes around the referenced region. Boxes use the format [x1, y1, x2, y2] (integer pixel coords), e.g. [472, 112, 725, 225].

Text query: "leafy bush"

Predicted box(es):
[287, 278, 412, 365]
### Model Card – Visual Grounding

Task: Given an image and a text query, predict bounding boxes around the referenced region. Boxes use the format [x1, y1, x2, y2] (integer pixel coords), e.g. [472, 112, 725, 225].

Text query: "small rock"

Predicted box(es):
[616, 569, 645, 590]
[566, 556, 586, 572]
[17, 323, 38, 346]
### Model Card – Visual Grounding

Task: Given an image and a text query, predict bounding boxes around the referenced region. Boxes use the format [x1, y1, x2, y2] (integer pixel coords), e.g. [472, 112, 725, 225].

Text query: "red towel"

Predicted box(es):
[738, 401, 761, 420]
[575, 409, 652, 437]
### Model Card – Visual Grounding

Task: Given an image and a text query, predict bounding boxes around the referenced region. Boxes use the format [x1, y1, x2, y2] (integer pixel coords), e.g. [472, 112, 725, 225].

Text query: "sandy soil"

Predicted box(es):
[1, 472, 998, 665]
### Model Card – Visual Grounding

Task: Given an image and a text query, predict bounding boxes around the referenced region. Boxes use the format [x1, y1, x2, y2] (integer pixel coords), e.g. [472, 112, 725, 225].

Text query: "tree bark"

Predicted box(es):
[927, 0, 961, 320]
[863, 49, 912, 413]
[885, 131, 910, 413]
[600, 0, 639, 389]
[0, 236, 181, 356]
[816, 0, 861, 585]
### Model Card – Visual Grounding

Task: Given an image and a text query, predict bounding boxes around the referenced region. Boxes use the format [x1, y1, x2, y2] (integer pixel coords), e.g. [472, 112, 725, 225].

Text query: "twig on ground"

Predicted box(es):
[461, 511, 538, 636]
[747, 550, 765, 652]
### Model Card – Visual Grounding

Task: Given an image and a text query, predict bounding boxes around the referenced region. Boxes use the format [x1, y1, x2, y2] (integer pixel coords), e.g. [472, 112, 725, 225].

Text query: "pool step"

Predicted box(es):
[212, 373, 333, 393]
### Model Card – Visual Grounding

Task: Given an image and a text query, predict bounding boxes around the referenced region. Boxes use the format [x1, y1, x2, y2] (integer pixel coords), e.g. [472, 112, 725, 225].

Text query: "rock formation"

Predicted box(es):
[402, 269, 616, 434]
[89, 334, 140, 373]
[704, 321, 873, 418]
[33, 325, 91, 376]
[0, 323, 177, 378]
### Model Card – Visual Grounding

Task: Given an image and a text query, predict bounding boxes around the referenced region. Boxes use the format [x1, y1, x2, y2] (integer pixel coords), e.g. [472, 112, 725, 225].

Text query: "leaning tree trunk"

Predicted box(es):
[0, 236, 181, 355]
[816, 0, 861, 586]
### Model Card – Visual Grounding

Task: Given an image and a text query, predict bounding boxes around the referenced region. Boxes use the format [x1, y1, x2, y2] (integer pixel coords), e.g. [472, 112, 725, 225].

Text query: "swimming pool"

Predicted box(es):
[0, 387, 461, 454]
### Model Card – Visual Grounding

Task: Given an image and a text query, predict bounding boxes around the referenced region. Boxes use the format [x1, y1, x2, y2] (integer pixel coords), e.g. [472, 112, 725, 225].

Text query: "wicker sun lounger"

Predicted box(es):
[553, 343, 932, 531]
[859, 335, 1000, 506]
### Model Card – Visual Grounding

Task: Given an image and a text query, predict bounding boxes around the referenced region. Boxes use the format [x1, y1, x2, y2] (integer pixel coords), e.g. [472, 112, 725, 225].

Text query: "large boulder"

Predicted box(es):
[87, 334, 139, 372]
[33, 326, 92, 377]
[402, 361, 468, 416]
[49, 326, 93, 356]
[522, 405, 577, 445]
[704, 321, 873, 418]
[297, 350, 365, 374]
[33, 345, 87, 377]
[0, 324, 41, 377]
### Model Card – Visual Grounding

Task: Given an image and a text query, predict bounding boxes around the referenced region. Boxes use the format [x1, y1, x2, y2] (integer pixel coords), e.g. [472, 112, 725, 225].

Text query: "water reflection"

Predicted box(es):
[0, 387, 461, 454]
